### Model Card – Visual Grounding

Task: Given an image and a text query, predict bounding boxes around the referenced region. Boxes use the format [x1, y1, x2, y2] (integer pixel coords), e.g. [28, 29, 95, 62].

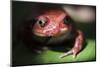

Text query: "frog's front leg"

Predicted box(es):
[60, 30, 84, 58]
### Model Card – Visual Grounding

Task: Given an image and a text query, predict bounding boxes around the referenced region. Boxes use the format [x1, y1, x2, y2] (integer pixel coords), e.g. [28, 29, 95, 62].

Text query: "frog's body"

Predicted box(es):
[30, 8, 84, 58]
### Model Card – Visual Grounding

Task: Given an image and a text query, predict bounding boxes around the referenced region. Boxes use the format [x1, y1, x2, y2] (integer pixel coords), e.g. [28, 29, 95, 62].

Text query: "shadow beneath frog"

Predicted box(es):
[46, 41, 74, 52]
[47, 39, 87, 53]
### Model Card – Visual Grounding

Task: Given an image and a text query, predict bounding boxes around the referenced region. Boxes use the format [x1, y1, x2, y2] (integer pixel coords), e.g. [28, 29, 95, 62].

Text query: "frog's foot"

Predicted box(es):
[59, 47, 80, 58]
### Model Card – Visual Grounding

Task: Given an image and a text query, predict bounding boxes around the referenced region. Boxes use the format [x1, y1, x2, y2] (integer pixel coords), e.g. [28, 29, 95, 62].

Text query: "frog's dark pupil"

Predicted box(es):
[64, 17, 68, 24]
[64, 16, 72, 25]
[39, 20, 42, 25]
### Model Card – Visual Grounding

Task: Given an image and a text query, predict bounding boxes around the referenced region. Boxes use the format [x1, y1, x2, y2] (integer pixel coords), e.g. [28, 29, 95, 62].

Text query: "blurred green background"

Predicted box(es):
[12, 1, 96, 66]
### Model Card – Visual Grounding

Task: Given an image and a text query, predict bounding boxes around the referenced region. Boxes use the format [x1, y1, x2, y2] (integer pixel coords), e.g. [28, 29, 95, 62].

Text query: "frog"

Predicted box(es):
[31, 7, 84, 58]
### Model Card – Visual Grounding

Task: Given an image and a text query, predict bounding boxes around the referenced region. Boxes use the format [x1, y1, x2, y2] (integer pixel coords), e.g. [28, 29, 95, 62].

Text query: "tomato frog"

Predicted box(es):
[32, 8, 84, 58]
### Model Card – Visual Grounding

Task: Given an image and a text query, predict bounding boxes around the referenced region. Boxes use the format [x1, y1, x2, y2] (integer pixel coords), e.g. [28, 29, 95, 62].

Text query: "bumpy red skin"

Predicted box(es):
[32, 8, 84, 58]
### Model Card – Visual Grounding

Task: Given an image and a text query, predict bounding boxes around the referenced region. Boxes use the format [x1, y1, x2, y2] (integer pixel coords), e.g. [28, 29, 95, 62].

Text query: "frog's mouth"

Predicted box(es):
[34, 31, 47, 37]
[33, 28, 68, 37]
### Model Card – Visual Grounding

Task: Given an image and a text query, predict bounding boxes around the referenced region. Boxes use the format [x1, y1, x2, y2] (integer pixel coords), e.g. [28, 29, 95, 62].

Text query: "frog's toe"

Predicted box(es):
[59, 48, 79, 58]
[59, 50, 73, 58]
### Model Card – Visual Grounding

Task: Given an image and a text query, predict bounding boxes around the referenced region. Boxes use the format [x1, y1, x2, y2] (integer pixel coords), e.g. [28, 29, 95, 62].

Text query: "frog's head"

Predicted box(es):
[32, 9, 70, 37]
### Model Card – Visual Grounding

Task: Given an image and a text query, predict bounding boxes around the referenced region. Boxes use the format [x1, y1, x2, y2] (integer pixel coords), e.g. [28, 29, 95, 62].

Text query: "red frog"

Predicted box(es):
[32, 8, 84, 58]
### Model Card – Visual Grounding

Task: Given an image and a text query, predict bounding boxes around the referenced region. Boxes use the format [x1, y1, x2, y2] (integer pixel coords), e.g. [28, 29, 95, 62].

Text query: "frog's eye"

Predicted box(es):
[64, 16, 76, 28]
[37, 19, 47, 27]
[64, 16, 72, 24]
